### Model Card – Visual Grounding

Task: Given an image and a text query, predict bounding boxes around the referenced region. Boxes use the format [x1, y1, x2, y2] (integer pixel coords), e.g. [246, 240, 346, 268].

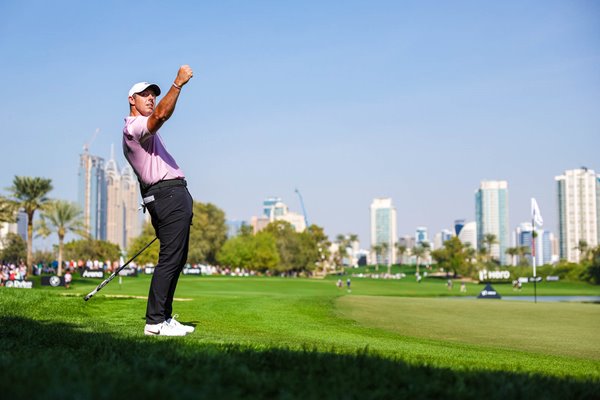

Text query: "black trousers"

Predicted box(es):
[144, 184, 193, 324]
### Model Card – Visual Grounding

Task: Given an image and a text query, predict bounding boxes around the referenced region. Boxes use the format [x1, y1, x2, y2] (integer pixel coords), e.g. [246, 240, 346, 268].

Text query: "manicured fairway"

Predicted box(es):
[337, 295, 600, 360]
[1, 275, 599, 399]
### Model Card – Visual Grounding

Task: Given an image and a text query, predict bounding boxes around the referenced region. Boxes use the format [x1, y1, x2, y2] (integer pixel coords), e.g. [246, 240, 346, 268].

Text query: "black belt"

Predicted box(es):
[142, 178, 186, 196]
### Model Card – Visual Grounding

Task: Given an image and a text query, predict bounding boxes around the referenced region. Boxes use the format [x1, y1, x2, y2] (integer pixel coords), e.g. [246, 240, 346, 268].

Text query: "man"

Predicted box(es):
[123, 65, 195, 336]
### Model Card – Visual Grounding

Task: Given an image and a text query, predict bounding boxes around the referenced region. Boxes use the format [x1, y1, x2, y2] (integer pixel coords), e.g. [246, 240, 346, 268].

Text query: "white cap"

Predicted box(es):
[128, 82, 161, 97]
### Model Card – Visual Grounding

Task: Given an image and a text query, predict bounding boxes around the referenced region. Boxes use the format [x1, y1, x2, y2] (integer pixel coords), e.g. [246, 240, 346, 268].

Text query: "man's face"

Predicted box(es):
[129, 88, 157, 116]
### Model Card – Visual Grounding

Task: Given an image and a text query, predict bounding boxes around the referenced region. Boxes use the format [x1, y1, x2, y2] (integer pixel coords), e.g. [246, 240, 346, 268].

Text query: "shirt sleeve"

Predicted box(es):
[125, 116, 150, 142]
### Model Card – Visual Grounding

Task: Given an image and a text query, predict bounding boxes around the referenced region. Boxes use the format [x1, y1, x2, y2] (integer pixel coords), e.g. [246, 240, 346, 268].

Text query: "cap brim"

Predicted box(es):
[145, 84, 161, 96]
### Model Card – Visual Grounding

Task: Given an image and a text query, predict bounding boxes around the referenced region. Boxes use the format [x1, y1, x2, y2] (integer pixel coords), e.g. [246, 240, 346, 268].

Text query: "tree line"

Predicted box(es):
[0, 175, 331, 277]
[2, 175, 599, 283]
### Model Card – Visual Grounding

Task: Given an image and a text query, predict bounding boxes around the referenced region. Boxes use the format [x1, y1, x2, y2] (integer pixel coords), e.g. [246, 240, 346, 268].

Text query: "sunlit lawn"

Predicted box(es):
[1, 274, 599, 399]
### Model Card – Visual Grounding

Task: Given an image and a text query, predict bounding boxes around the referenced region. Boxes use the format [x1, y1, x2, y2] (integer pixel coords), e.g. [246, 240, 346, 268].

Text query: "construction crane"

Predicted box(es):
[295, 188, 309, 228]
[83, 128, 100, 152]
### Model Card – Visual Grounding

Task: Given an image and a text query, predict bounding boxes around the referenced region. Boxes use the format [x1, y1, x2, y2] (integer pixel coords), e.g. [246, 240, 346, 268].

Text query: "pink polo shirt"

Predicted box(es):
[122, 116, 185, 187]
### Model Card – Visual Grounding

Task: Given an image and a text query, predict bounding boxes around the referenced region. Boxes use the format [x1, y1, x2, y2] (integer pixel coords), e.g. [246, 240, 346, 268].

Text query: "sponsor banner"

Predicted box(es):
[528, 276, 542, 283]
[478, 270, 511, 282]
[145, 267, 155, 275]
[5, 280, 33, 289]
[118, 267, 138, 277]
[81, 269, 105, 279]
[41, 276, 65, 287]
[477, 283, 501, 299]
[546, 276, 560, 282]
[183, 268, 201, 275]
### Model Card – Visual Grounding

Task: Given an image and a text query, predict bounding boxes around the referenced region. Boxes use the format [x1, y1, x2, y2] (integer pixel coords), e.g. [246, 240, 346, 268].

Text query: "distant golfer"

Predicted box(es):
[123, 65, 195, 336]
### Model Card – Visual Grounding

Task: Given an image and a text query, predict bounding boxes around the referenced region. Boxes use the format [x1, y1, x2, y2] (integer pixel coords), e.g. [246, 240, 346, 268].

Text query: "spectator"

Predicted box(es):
[65, 270, 72, 289]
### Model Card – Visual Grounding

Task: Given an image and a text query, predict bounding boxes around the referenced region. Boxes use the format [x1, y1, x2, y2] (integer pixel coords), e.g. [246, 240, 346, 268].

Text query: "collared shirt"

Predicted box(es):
[122, 115, 185, 187]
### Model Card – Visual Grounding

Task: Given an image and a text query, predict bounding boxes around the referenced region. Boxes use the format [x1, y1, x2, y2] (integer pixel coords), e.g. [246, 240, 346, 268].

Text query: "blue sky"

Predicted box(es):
[1, 1, 599, 249]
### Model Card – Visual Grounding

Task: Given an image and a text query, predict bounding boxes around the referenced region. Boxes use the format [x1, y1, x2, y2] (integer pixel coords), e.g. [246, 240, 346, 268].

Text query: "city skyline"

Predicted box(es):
[1, 1, 598, 250]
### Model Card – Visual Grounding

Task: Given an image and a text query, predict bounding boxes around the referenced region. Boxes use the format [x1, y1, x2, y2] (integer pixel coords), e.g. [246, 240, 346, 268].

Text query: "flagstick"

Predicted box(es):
[532, 218, 537, 304]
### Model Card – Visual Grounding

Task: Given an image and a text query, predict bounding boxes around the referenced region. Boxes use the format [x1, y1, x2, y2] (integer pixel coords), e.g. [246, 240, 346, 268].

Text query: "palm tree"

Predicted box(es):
[37, 200, 87, 276]
[7, 176, 53, 274]
[515, 246, 531, 266]
[371, 244, 383, 271]
[336, 233, 359, 269]
[348, 234, 358, 267]
[575, 240, 591, 263]
[483, 233, 498, 263]
[380, 242, 390, 274]
[505, 247, 518, 266]
[335, 234, 347, 268]
[395, 243, 407, 266]
[464, 244, 477, 277]
[412, 244, 427, 276]
[0, 196, 17, 223]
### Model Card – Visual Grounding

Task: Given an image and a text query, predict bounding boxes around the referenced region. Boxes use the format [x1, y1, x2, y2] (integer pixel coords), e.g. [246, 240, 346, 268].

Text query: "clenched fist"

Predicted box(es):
[174, 65, 193, 87]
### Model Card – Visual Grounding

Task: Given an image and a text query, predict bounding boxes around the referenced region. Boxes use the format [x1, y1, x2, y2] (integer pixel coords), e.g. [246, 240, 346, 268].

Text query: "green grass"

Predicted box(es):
[1, 275, 599, 399]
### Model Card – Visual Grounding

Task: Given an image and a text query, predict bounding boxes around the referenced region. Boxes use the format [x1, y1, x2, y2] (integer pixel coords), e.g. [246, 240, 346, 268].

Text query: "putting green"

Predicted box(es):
[336, 295, 600, 360]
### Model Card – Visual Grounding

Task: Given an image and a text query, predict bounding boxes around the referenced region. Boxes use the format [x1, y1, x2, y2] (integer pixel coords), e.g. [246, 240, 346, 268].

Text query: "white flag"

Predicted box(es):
[531, 198, 543, 227]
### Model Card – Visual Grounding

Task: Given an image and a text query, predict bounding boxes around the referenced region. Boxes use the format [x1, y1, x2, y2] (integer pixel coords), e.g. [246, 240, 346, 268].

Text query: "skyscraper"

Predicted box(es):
[79, 150, 107, 240]
[370, 198, 397, 265]
[515, 223, 554, 266]
[555, 167, 599, 262]
[454, 219, 466, 236]
[105, 156, 122, 246]
[475, 180, 509, 265]
[457, 221, 477, 250]
[251, 197, 306, 233]
[105, 145, 141, 251]
[415, 226, 428, 244]
[120, 165, 142, 249]
[80, 145, 141, 250]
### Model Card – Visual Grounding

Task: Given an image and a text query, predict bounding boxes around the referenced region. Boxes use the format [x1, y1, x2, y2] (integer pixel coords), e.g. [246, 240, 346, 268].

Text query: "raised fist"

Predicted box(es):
[175, 65, 193, 87]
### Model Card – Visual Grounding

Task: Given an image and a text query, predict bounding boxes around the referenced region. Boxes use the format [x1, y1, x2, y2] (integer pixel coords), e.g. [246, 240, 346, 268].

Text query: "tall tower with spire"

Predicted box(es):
[78, 141, 107, 240]
[104, 144, 142, 251]
[105, 144, 123, 247]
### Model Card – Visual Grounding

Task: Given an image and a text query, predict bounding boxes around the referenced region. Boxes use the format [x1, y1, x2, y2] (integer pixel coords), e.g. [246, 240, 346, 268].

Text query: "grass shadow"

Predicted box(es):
[1, 316, 598, 399]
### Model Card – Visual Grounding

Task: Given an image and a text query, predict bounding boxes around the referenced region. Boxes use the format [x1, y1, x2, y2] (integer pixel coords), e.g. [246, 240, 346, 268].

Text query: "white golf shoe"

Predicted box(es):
[144, 321, 187, 336]
[166, 315, 195, 333]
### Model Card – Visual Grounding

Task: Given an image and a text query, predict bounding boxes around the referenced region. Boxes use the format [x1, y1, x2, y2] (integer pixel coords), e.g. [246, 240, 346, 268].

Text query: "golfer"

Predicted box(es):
[123, 65, 195, 336]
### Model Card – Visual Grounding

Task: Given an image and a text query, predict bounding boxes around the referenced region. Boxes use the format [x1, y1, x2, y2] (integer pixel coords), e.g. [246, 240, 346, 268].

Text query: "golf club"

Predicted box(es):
[84, 237, 158, 301]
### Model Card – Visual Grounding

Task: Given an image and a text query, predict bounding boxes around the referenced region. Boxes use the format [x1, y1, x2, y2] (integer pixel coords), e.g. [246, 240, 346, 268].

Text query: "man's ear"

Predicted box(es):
[128, 95, 135, 106]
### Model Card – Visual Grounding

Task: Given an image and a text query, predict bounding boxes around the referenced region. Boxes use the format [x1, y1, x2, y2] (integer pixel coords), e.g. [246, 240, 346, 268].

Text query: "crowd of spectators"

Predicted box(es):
[1, 259, 276, 283]
[0, 261, 27, 285]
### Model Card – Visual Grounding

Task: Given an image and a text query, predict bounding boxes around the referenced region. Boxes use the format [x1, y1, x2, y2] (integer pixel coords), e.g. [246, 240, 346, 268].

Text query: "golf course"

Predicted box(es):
[1, 273, 599, 399]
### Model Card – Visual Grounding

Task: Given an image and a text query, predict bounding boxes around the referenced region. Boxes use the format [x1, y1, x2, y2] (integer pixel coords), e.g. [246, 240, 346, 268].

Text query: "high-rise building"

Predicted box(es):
[555, 167, 599, 262]
[597, 175, 600, 244]
[105, 156, 141, 251]
[514, 222, 552, 266]
[454, 219, 466, 236]
[457, 221, 477, 249]
[120, 165, 141, 249]
[80, 146, 141, 250]
[433, 229, 453, 250]
[475, 180, 510, 265]
[252, 197, 306, 233]
[0, 210, 27, 250]
[226, 220, 247, 237]
[370, 198, 397, 265]
[105, 156, 122, 246]
[415, 226, 428, 244]
[78, 150, 107, 240]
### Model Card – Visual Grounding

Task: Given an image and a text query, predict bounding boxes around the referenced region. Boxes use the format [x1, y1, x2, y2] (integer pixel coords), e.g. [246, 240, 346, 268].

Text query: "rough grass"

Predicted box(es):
[1, 275, 599, 399]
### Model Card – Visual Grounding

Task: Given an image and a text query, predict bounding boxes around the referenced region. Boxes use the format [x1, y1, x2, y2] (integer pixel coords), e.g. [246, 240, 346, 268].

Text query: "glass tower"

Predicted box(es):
[370, 198, 397, 265]
[475, 180, 510, 265]
[78, 151, 107, 240]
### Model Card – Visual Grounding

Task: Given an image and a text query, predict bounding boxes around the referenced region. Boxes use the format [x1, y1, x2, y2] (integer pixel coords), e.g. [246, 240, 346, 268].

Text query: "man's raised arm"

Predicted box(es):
[147, 65, 194, 134]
